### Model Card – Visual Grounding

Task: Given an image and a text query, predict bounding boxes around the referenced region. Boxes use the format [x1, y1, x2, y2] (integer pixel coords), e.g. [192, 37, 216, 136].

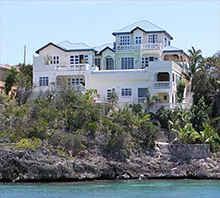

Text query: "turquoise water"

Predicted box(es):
[0, 180, 219, 198]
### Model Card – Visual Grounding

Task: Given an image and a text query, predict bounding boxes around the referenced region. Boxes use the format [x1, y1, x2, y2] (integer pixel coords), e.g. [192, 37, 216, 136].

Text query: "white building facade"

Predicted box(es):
[33, 20, 191, 111]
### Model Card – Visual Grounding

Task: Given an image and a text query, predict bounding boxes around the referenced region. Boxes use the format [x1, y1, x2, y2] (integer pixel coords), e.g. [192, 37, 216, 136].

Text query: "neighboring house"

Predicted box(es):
[33, 20, 192, 112]
[0, 64, 11, 94]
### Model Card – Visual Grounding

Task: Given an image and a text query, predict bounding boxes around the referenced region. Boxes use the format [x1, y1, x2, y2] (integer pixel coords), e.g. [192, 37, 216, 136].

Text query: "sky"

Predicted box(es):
[0, 0, 219, 66]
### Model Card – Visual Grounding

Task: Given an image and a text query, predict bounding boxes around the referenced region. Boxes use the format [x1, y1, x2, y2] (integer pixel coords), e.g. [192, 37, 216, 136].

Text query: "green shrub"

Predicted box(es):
[15, 138, 42, 150]
[132, 104, 143, 116]
[84, 122, 98, 135]
[138, 121, 159, 148]
[64, 134, 85, 155]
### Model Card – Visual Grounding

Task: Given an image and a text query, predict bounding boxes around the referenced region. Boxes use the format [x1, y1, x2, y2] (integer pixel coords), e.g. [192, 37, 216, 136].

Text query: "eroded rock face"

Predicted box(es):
[0, 146, 220, 182]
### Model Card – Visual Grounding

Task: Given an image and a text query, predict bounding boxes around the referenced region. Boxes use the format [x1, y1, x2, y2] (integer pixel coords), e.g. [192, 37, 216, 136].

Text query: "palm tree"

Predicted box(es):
[145, 90, 158, 113]
[183, 47, 203, 81]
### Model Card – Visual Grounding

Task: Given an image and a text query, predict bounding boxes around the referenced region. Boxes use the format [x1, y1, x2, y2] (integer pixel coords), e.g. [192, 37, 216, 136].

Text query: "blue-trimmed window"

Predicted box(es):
[39, 77, 49, 86]
[121, 57, 134, 69]
[121, 88, 132, 97]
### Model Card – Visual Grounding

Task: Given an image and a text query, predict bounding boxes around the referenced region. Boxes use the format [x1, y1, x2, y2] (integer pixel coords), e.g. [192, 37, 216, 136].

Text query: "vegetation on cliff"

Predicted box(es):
[0, 49, 220, 158]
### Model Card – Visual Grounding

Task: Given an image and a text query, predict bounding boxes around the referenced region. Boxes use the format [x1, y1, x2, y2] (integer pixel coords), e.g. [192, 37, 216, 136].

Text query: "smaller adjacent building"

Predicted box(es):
[0, 64, 11, 94]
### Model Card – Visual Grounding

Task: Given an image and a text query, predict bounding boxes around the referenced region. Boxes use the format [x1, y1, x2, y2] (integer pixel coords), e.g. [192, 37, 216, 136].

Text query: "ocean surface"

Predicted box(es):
[0, 180, 219, 198]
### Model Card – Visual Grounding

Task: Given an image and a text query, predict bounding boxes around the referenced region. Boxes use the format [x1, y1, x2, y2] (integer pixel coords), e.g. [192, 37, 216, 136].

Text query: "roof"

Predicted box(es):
[163, 46, 189, 58]
[0, 64, 11, 70]
[36, 41, 95, 54]
[112, 20, 173, 39]
[94, 43, 115, 55]
[163, 45, 183, 52]
[57, 41, 93, 51]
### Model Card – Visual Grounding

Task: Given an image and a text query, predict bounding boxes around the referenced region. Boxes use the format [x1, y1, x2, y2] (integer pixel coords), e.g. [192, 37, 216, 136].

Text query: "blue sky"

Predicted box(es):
[1, 0, 219, 65]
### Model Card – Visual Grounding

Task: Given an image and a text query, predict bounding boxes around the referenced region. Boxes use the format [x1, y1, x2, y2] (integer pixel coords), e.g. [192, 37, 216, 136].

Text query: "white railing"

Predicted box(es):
[141, 43, 162, 50]
[56, 64, 90, 71]
[154, 81, 171, 89]
[138, 97, 146, 103]
[153, 103, 191, 113]
[116, 43, 163, 52]
[116, 45, 140, 52]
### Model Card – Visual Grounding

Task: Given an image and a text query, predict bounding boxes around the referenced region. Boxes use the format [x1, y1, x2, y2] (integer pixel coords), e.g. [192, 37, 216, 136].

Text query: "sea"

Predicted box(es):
[0, 180, 219, 198]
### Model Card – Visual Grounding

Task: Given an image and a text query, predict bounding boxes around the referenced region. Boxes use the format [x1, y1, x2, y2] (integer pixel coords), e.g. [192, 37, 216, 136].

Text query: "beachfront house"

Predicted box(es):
[33, 20, 192, 112]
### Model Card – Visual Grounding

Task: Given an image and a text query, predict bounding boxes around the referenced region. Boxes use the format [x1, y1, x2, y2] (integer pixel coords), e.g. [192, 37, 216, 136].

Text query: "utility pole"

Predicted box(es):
[23, 45, 26, 65]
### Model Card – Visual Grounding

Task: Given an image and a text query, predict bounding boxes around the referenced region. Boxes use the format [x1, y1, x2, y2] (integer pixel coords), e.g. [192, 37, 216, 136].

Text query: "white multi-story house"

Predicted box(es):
[33, 20, 192, 111]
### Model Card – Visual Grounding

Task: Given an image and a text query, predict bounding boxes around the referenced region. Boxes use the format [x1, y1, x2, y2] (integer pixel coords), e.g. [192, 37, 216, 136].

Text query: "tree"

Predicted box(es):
[190, 98, 208, 132]
[4, 67, 18, 95]
[16, 64, 34, 105]
[145, 90, 158, 113]
[191, 70, 215, 106]
[176, 79, 186, 103]
[188, 47, 203, 77]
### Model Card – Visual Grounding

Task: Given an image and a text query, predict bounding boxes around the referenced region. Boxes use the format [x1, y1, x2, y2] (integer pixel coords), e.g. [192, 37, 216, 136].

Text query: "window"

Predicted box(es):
[50, 56, 59, 64]
[155, 34, 158, 42]
[67, 77, 84, 87]
[135, 36, 142, 44]
[106, 58, 114, 70]
[164, 37, 167, 46]
[121, 57, 134, 69]
[164, 95, 167, 100]
[95, 58, 101, 69]
[39, 77, 49, 86]
[149, 57, 154, 61]
[148, 34, 153, 43]
[83, 54, 89, 63]
[107, 88, 115, 101]
[148, 34, 158, 43]
[120, 36, 130, 45]
[70, 55, 79, 64]
[70, 54, 88, 64]
[142, 57, 149, 67]
[142, 56, 158, 67]
[121, 88, 132, 97]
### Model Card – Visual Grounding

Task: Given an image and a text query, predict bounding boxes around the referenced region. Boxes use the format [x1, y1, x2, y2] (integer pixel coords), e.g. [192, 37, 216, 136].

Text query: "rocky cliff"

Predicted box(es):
[0, 144, 219, 182]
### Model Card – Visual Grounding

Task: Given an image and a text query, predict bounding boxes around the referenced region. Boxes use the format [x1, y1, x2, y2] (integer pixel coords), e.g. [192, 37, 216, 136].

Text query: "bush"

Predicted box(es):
[15, 138, 42, 150]
[132, 103, 143, 116]
[84, 122, 98, 135]
[64, 134, 85, 155]
[138, 121, 159, 148]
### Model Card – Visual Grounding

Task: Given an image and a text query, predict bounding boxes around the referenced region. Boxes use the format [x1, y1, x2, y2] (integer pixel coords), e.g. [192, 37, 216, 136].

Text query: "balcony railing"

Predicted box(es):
[56, 64, 90, 71]
[116, 45, 140, 52]
[116, 43, 163, 52]
[154, 81, 171, 89]
[153, 103, 191, 113]
[138, 97, 146, 103]
[141, 43, 162, 50]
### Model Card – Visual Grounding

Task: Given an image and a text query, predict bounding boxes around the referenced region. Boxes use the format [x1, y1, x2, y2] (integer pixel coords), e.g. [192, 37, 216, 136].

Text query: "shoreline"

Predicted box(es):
[1, 178, 220, 185]
[1, 147, 220, 183]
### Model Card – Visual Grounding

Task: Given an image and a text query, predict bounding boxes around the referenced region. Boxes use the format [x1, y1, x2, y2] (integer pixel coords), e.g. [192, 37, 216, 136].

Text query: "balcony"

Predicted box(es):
[154, 81, 171, 89]
[56, 64, 99, 72]
[141, 43, 163, 51]
[116, 43, 163, 52]
[154, 103, 191, 113]
[116, 45, 140, 52]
